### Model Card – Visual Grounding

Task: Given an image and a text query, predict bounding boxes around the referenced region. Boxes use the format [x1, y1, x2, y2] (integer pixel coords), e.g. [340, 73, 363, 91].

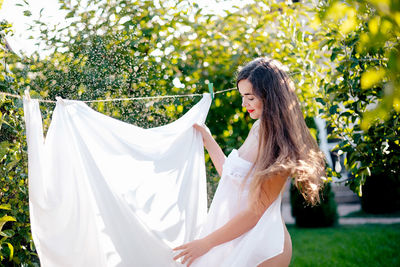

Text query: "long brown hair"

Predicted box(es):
[237, 58, 325, 209]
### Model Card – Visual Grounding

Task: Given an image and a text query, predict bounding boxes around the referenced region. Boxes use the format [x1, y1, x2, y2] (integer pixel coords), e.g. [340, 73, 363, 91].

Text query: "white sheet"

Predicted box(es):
[23, 94, 212, 267]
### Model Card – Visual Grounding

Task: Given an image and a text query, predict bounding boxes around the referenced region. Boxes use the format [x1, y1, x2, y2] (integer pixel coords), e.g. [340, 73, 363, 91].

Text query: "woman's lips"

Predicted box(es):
[247, 109, 255, 113]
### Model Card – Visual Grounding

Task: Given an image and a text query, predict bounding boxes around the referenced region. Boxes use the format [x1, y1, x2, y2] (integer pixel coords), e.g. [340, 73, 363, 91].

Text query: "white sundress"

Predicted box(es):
[191, 149, 285, 267]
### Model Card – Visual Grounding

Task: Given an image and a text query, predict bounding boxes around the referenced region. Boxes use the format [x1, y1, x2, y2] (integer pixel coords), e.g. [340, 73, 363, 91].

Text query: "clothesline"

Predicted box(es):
[0, 88, 235, 103]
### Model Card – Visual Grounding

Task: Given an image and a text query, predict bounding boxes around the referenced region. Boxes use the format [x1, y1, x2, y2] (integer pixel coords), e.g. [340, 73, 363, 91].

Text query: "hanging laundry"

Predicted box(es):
[23, 94, 212, 267]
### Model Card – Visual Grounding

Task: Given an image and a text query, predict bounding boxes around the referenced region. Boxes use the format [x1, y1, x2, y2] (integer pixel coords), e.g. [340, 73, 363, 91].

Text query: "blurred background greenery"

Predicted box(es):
[1, 0, 399, 265]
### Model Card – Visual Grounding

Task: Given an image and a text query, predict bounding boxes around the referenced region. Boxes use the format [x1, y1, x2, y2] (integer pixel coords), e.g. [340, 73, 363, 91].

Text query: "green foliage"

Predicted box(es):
[317, 0, 400, 120]
[290, 182, 338, 227]
[0, 204, 16, 262]
[0, 20, 39, 265]
[354, 113, 399, 213]
[316, 0, 400, 203]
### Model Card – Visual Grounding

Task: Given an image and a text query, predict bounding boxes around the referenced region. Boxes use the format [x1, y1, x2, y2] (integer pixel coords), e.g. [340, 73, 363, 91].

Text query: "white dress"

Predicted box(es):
[191, 149, 285, 267]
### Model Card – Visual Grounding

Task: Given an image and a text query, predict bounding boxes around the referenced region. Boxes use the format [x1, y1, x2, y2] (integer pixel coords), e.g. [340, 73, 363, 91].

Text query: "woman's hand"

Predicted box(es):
[193, 123, 211, 142]
[193, 123, 226, 176]
[172, 238, 212, 266]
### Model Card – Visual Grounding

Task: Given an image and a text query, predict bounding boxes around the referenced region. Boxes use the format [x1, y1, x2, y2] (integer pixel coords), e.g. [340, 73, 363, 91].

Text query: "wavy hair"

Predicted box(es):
[237, 58, 325, 209]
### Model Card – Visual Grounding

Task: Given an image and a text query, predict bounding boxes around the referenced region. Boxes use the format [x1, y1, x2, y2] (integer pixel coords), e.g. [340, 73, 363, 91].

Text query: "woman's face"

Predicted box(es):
[238, 79, 263, 119]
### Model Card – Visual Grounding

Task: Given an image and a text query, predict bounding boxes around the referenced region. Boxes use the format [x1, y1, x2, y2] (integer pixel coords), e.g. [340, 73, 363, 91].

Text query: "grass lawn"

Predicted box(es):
[287, 224, 400, 267]
[344, 209, 400, 218]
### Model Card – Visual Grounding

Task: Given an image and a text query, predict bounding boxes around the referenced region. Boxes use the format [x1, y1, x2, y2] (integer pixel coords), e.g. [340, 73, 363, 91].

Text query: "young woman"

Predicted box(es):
[173, 58, 325, 267]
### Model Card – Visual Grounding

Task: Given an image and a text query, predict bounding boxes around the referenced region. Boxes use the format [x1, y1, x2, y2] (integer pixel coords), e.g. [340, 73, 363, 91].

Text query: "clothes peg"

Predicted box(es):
[24, 89, 31, 101]
[55, 96, 65, 104]
[208, 83, 214, 101]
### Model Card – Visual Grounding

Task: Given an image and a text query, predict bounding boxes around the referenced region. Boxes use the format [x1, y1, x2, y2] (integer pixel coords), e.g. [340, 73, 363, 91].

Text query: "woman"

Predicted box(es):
[173, 58, 325, 267]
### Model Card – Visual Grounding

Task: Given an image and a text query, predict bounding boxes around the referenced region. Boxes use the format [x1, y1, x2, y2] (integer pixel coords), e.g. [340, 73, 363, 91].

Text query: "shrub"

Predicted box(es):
[290, 181, 338, 228]
[361, 173, 400, 214]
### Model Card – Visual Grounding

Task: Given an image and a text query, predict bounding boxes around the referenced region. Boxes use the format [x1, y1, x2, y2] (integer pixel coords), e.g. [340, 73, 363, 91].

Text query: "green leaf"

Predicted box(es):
[353, 133, 361, 143]
[316, 97, 325, 105]
[0, 204, 11, 210]
[0, 141, 9, 160]
[23, 10, 32, 17]
[340, 111, 352, 117]
[0, 216, 16, 224]
[329, 105, 338, 115]
[0, 229, 15, 238]
[5, 242, 14, 261]
[6, 158, 19, 171]
[350, 58, 359, 68]
[330, 47, 341, 61]
[65, 11, 75, 19]
[0, 216, 16, 232]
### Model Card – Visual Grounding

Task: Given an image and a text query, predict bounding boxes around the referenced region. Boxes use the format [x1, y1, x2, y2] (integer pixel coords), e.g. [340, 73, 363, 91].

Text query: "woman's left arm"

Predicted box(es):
[173, 174, 288, 266]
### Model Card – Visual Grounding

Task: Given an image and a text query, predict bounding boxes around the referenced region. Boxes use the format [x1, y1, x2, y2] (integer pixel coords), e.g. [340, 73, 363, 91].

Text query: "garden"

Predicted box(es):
[0, 0, 399, 266]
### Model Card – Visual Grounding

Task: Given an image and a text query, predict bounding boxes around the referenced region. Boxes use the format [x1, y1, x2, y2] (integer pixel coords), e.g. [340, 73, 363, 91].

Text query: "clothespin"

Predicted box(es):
[55, 96, 65, 104]
[24, 89, 31, 101]
[208, 83, 214, 101]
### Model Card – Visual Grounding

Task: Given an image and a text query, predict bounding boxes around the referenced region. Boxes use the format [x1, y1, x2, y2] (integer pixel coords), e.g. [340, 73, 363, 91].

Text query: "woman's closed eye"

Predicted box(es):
[241, 96, 255, 101]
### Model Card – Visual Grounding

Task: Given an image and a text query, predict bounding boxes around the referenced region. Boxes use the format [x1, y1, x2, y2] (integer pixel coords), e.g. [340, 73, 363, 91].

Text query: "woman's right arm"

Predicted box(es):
[193, 124, 226, 176]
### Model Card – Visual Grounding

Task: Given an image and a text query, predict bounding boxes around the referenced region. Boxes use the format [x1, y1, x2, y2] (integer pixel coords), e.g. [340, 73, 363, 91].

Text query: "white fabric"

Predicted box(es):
[23, 93, 284, 267]
[192, 149, 285, 267]
[23, 94, 211, 267]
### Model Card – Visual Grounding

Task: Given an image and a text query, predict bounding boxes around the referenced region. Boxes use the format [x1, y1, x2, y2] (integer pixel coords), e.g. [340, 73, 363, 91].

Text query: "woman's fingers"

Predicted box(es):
[193, 123, 211, 140]
[172, 244, 187, 261]
[187, 257, 196, 267]
[193, 123, 202, 131]
[182, 253, 192, 264]
[173, 250, 189, 261]
[173, 244, 187, 251]
[193, 123, 207, 129]
[172, 240, 204, 266]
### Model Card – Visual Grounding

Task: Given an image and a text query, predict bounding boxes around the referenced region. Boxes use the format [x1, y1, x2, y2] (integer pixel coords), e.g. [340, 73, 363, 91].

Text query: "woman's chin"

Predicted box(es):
[249, 113, 259, 119]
